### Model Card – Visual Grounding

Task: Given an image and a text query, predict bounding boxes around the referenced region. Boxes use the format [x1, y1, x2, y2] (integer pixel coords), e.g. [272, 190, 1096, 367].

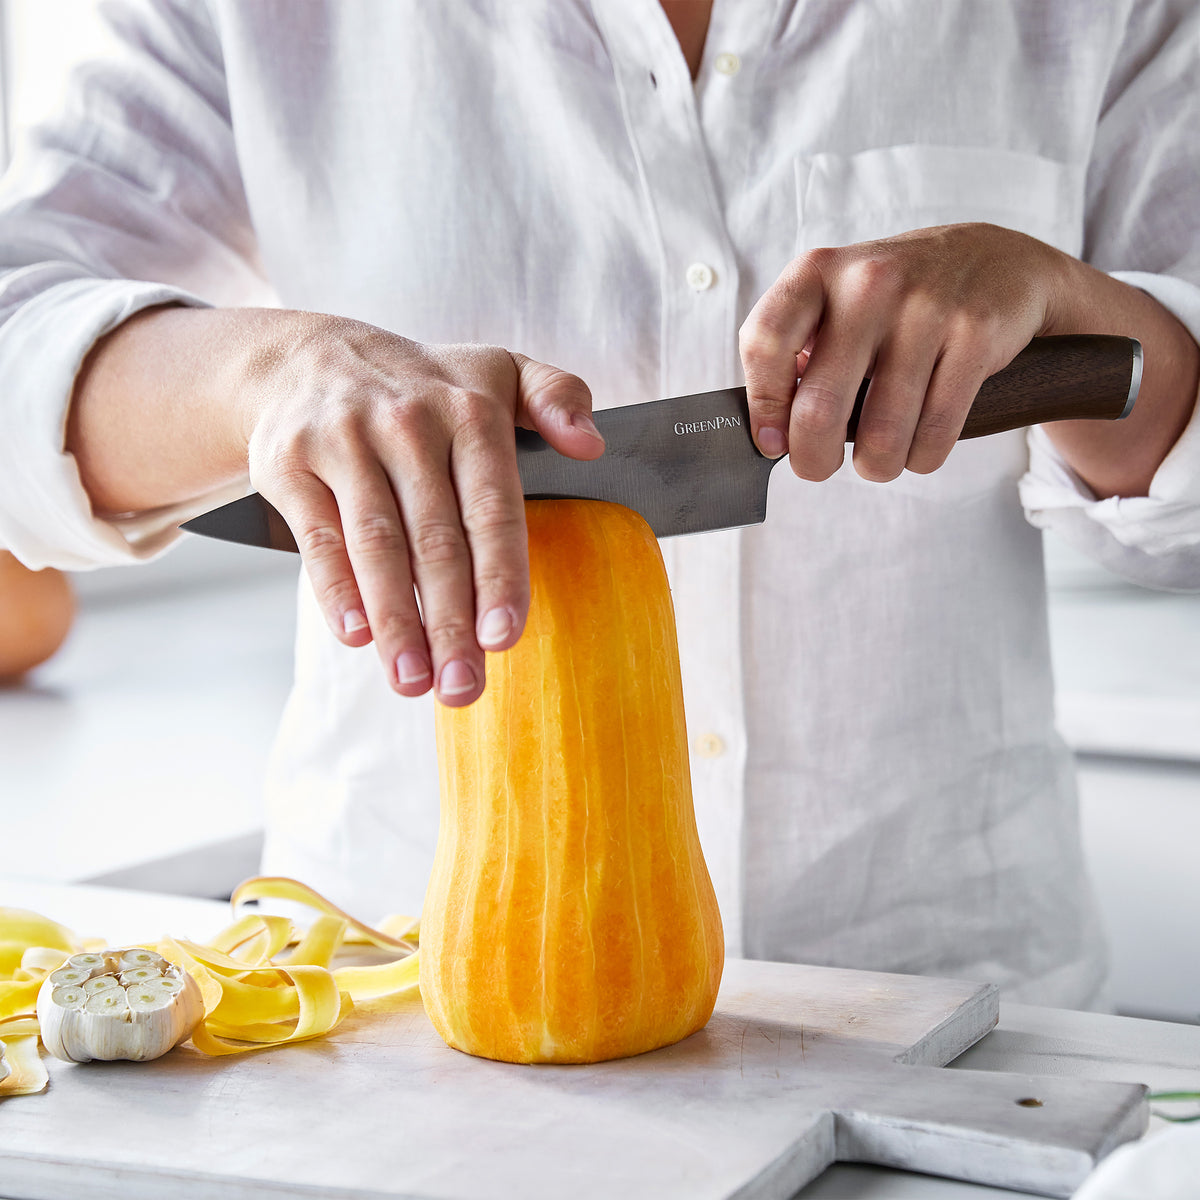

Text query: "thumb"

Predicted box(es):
[511, 353, 605, 461]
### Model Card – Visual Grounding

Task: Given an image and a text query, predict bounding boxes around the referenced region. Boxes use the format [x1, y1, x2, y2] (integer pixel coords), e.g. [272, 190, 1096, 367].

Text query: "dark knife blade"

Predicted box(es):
[181, 333, 1140, 549]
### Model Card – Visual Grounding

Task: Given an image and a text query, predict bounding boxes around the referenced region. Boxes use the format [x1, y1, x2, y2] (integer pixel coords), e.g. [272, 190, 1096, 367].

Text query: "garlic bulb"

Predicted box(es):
[36, 948, 203, 1063]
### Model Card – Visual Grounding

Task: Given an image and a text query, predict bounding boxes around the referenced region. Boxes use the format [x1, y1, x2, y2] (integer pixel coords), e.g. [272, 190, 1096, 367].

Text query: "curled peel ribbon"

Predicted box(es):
[0, 878, 421, 1089]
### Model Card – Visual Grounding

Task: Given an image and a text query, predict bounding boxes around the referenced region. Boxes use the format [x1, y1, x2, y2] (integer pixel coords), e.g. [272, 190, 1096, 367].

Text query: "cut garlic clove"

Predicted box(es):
[84, 988, 129, 1016]
[118, 948, 163, 970]
[50, 986, 87, 1011]
[82, 974, 120, 997]
[126, 985, 174, 1013]
[48, 966, 92, 988]
[66, 952, 106, 971]
[118, 967, 159, 986]
[147, 974, 184, 995]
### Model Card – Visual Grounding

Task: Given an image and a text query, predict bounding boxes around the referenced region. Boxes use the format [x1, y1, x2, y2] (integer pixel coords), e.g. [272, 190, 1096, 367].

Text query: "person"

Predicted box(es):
[0, 1, 1197, 1008]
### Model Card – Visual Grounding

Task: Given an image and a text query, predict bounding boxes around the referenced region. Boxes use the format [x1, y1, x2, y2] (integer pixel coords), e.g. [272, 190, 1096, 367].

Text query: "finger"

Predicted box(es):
[740, 252, 827, 458]
[904, 344, 991, 475]
[511, 353, 604, 460]
[449, 397, 531, 660]
[850, 326, 941, 483]
[325, 457, 434, 697]
[386, 423, 485, 707]
[786, 307, 879, 482]
[266, 471, 373, 648]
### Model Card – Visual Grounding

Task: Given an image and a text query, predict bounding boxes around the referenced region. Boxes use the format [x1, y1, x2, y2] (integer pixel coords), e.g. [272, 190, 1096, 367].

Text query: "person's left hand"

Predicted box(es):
[739, 222, 1070, 482]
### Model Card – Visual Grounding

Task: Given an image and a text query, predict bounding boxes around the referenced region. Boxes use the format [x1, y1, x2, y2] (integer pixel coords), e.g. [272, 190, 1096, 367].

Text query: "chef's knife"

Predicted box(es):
[182, 333, 1140, 547]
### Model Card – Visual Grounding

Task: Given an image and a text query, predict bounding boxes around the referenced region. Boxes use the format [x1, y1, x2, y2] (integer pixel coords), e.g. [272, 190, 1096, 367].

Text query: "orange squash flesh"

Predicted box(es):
[421, 499, 724, 1063]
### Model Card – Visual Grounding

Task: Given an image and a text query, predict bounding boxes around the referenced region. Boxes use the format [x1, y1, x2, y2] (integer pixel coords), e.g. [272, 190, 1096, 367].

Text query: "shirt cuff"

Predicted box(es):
[0, 276, 243, 571]
[1017, 272, 1200, 592]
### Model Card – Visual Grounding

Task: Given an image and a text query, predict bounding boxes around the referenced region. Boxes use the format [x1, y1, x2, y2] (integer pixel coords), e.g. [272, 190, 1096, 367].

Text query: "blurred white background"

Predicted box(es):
[0, 0, 1197, 1022]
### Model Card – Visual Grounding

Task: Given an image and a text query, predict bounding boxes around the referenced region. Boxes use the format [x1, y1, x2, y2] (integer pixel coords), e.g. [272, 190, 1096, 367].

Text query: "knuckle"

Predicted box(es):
[347, 513, 407, 557]
[264, 447, 316, 492]
[856, 415, 911, 462]
[296, 521, 345, 562]
[448, 390, 511, 452]
[792, 382, 847, 438]
[841, 253, 897, 300]
[371, 606, 424, 645]
[315, 577, 363, 617]
[381, 398, 434, 443]
[738, 317, 785, 363]
[944, 308, 985, 344]
[800, 246, 836, 277]
[915, 406, 962, 444]
[423, 612, 477, 651]
[460, 486, 523, 533]
[451, 387, 502, 427]
[546, 369, 592, 407]
[900, 287, 952, 332]
[409, 518, 468, 566]
[473, 566, 528, 606]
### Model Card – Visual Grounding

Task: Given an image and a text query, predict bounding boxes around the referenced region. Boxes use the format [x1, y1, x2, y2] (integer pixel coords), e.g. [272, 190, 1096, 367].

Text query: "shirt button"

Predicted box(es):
[686, 262, 715, 291]
[694, 732, 726, 759]
[714, 52, 741, 77]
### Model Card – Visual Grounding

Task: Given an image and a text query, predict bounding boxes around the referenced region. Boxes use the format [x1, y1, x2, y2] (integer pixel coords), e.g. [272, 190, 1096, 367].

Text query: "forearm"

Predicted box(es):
[67, 305, 302, 514]
[1041, 258, 1200, 500]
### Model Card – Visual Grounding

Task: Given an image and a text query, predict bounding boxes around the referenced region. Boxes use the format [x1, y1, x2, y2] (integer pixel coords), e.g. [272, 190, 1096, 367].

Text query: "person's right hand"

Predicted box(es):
[242, 315, 603, 706]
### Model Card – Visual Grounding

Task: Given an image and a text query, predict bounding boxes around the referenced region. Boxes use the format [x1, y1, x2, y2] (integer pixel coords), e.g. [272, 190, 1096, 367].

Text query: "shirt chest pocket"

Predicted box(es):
[794, 144, 1084, 258]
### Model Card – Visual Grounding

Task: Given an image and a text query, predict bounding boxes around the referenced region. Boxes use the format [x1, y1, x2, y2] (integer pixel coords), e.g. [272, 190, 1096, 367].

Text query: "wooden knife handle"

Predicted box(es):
[844, 334, 1141, 442]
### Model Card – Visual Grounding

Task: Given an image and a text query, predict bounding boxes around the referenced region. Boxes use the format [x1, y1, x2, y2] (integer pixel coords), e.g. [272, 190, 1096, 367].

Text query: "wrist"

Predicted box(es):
[228, 308, 329, 456]
[1036, 242, 1093, 337]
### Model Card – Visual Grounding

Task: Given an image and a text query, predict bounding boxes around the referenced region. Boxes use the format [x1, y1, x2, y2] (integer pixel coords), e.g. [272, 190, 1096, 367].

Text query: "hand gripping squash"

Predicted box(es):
[421, 499, 724, 1063]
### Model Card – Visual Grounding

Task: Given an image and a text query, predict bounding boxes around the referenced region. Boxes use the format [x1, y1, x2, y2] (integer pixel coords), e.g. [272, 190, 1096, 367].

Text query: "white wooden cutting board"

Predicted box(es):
[0, 958, 1146, 1200]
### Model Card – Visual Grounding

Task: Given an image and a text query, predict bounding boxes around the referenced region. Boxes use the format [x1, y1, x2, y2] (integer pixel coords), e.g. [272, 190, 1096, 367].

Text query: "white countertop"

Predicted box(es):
[1044, 535, 1200, 763]
[2, 879, 1198, 1200]
[0, 539, 297, 888]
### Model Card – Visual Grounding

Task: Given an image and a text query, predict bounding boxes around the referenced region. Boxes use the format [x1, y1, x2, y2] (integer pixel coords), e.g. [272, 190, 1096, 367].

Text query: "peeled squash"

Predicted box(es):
[421, 499, 724, 1064]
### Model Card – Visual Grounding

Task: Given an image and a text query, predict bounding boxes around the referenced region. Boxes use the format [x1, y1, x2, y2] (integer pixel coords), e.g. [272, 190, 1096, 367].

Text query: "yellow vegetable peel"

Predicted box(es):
[0, 1035, 48, 1096]
[0, 909, 78, 955]
[209, 914, 295, 962]
[0, 877, 420, 1087]
[230, 877, 418, 949]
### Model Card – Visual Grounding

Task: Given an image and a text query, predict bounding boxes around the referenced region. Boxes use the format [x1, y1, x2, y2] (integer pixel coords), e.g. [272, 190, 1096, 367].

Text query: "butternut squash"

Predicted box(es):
[421, 499, 724, 1063]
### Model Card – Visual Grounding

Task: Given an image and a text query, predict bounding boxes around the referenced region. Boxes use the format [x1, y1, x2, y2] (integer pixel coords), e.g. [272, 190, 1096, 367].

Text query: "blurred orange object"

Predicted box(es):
[0, 551, 75, 681]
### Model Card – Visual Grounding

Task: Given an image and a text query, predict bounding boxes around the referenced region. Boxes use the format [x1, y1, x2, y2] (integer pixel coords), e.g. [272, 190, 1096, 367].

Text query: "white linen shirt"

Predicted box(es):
[1, 0, 1198, 1007]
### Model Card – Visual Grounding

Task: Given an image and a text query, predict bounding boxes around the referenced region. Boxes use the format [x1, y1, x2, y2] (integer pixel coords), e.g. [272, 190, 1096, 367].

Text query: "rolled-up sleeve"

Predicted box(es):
[0, 0, 267, 570]
[1019, 0, 1200, 592]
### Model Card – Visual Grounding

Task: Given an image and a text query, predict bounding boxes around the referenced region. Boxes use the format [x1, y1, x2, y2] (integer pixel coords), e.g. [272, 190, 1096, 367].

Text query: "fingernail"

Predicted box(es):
[439, 659, 478, 697]
[757, 426, 787, 458]
[478, 606, 514, 648]
[570, 411, 602, 439]
[343, 609, 368, 635]
[397, 652, 432, 686]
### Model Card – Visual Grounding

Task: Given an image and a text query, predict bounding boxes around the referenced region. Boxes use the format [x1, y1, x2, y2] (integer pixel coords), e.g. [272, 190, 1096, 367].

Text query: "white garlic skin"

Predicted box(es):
[36, 949, 204, 1064]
